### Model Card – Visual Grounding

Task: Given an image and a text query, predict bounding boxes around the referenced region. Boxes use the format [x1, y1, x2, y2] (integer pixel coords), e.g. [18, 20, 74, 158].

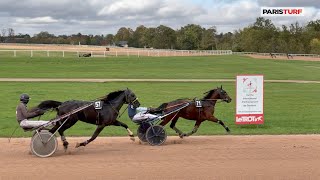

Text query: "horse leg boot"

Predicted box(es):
[49, 124, 69, 151]
[60, 135, 68, 151]
[112, 120, 135, 141]
[208, 116, 230, 133]
[76, 125, 105, 148]
[218, 120, 230, 133]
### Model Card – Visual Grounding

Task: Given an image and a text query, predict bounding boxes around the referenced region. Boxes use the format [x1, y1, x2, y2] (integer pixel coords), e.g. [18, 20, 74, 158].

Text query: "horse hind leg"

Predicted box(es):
[112, 120, 135, 141]
[169, 118, 186, 138]
[207, 116, 230, 133]
[54, 117, 78, 151]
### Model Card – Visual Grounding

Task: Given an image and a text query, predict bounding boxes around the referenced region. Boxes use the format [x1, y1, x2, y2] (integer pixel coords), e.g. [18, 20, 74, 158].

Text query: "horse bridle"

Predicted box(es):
[107, 90, 138, 118]
[124, 90, 139, 105]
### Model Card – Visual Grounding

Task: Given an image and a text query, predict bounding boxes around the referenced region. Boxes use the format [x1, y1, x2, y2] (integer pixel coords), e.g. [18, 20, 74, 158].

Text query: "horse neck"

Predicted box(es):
[108, 93, 126, 111]
[206, 93, 219, 106]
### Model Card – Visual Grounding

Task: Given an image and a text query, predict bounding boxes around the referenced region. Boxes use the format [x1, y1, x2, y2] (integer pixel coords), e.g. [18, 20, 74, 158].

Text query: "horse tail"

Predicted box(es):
[36, 100, 62, 111]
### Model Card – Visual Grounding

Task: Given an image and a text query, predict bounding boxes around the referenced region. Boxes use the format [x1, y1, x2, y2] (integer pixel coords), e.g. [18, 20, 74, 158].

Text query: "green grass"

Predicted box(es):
[1, 82, 319, 137]
[0, 55, 319, 80]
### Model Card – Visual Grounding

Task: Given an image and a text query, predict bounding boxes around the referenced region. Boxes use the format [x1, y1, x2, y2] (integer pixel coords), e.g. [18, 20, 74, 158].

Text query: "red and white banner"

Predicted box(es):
[236, 75, 264, 125]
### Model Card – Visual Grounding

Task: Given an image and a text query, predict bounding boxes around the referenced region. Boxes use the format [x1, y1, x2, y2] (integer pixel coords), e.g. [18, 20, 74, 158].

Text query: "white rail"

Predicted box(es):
[0, 49, 232, 57]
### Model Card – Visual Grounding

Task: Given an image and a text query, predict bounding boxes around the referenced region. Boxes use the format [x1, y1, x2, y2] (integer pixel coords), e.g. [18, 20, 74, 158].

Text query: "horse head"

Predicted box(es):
[204, 86, 232, 103]
[124, 88, 141, 108]
[101, 89, 140, 108]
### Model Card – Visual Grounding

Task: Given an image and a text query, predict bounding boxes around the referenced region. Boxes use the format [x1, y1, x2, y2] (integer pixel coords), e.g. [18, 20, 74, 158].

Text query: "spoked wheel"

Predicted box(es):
[145, 125, 167, 146]
[137, 123, 151, 142]
[30, 130, 58, 158]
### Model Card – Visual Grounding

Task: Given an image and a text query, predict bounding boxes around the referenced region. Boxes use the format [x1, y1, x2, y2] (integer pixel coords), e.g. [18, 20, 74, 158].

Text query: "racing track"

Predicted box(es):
[1, 135, 320, 180]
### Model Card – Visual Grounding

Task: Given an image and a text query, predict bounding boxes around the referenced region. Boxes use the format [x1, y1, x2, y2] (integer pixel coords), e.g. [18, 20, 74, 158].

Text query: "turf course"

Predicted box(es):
[0, 55, 320, 80]
[0, 55, 319, 137]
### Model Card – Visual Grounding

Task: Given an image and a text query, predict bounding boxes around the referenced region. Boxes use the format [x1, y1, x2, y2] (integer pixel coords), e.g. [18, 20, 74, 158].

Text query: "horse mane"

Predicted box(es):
[203, 89, 216, 99]
[101, 90, 125, 102]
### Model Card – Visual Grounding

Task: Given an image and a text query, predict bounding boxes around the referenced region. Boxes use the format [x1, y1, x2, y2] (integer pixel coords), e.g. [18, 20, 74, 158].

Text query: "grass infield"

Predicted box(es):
[0, 55, 319, 80]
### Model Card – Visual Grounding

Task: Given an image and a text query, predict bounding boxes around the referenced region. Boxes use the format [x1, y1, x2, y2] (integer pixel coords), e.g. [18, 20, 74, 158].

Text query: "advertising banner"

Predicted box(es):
[236, 75, 264, 124]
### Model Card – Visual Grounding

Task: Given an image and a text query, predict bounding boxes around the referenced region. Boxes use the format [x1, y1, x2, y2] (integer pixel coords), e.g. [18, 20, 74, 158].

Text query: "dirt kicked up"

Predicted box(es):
[1, 135, 320, 180]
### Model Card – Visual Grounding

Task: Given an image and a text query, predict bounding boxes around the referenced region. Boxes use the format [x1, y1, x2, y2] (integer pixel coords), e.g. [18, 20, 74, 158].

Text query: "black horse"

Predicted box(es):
[79, 53, 91, 57]
[34, 88, 140, 150]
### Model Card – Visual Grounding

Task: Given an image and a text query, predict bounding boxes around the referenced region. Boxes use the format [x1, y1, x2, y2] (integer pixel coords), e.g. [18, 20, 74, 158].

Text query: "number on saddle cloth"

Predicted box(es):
[94, 101, 103, 110]
[195, 100, 202, 108]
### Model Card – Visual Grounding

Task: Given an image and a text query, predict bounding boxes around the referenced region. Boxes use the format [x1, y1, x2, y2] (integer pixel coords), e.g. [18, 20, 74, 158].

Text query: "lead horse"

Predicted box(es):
[33, 88, 140, 150]
[153, 86, 232, 138]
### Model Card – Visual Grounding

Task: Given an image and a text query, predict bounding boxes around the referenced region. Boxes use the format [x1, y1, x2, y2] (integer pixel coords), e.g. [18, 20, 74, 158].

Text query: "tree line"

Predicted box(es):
[1, 17, 320, 54]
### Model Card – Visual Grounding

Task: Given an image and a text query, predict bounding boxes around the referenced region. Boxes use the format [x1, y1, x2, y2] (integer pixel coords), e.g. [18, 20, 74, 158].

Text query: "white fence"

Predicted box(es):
[0, 49, 233, 57]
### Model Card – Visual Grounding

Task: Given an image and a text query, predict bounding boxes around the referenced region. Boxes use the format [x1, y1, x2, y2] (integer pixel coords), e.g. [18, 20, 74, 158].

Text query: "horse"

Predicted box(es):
[151, 86, 232, 138]
[79, 53, 91, 57]
[33, 88, 140, 150]
[286, 53, 293, 59]
[270, 53, 276, 58]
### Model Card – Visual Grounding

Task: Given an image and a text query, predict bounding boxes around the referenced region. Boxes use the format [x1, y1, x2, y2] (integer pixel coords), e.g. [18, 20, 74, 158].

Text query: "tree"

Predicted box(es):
[105, 34, 115, 45]
[114, 27, 133, 43]
[310, 38, 320, 54]
[7, 28, 15, 40]
[176, 24, 203, 50]
[144, 28, 156, 48]
[200, 27, 216, 50]
[153, 25, 176, 49]
[307, 20, 320, 32]
[33, 31, 55, 44]
[128, 25, 147, 48]
[1, 28, 7, 42]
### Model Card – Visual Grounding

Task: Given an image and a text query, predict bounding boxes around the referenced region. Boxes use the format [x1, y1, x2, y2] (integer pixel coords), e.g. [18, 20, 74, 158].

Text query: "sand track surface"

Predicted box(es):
[1, 135, 320, 180]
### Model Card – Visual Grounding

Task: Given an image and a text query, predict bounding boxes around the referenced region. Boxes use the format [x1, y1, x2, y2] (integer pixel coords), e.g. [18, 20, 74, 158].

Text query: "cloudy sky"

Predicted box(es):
[0, 0, 319, 36]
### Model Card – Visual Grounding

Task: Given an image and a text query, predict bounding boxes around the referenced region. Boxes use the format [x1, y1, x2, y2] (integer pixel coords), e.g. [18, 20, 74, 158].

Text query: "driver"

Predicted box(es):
[128, 103, 159, 123]
[16, 93, 48, 129]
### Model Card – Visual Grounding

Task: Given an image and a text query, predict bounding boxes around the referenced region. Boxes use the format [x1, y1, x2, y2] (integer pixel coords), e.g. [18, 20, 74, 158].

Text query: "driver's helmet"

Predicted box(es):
[20, 93, 30, 104]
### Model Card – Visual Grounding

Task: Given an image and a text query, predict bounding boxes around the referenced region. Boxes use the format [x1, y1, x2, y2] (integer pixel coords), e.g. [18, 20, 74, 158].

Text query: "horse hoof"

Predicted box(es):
[63, 141, 69, 151]
[179, 134, 186, 139]
[130, 137, 135, 141]
[75, 143, 80, 148]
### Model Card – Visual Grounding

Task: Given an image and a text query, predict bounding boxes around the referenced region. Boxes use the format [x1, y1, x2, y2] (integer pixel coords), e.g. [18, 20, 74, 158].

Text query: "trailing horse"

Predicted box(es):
[33, 88, 140, 150]
[153, 86, 232, 138]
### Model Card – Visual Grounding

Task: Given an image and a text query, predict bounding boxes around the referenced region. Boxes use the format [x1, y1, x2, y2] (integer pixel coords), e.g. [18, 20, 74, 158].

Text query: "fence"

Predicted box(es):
[0, 49, 233, 58]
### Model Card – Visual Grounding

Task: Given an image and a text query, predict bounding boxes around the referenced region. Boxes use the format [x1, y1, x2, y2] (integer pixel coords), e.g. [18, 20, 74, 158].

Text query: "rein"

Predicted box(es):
[163, 102, 189, 110]
[202, 98, 228, 103]
[164, 98, 228, 111]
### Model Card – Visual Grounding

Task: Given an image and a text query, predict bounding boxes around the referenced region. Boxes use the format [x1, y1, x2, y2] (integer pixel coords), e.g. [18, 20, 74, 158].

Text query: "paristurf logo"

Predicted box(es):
[261, 7, 305, 16]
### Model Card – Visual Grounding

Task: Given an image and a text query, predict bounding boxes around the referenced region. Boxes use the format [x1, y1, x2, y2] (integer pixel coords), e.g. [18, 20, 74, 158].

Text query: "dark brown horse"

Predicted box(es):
[153, 86, 232, 138]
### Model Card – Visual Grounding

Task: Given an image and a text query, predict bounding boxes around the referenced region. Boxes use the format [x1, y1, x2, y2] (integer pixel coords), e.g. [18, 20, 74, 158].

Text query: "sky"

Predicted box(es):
[0, 0, 319, 36]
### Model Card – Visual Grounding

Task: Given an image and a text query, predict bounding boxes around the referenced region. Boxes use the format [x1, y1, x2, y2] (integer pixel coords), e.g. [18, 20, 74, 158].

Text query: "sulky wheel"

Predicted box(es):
[30, 130, 58, 158]
[137, 123, 151, 142]
[145, 125, 167, 146]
